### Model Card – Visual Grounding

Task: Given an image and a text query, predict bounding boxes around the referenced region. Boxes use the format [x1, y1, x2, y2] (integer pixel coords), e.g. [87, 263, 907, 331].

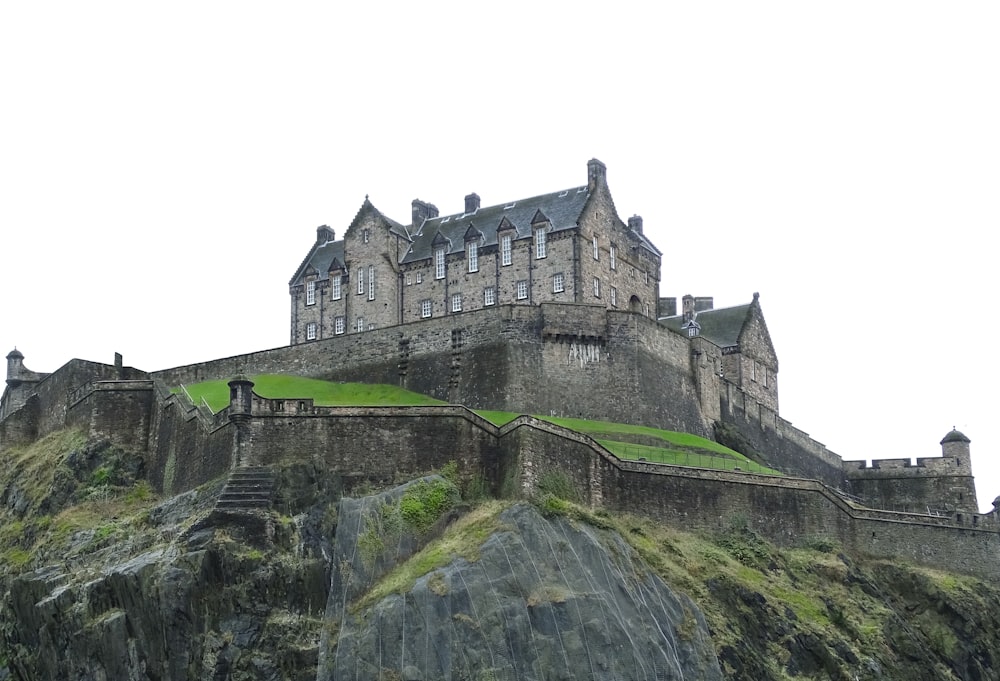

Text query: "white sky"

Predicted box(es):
[2, 2, 998, 510]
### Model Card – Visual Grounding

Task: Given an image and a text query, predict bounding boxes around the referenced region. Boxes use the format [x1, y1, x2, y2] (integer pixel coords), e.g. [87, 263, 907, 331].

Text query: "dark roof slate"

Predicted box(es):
[401, 186, 591, 263]
[660, 303, 752, 348]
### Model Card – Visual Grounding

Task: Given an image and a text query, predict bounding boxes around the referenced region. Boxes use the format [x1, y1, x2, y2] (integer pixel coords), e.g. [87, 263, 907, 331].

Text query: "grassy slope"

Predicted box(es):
[175, 375, 774, 475]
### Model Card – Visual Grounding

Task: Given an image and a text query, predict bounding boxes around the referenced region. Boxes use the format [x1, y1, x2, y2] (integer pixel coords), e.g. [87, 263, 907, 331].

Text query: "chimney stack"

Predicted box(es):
[682, 295, 696, 323]
[628, 215, 643, 234]
[411, 199, 439, 226]
[587, 158, 607, 192]
[464, 193, 480, 214]
[316, 225, 335, 243]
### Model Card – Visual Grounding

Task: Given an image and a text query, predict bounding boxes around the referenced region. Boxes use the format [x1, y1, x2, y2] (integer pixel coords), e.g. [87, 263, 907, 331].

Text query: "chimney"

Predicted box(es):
[587, 158, 607, 192]
[411, 199, 439, 226]
[682, 295, 696, 323]
[628, 215, 643, 234]
[694, 296, 714, 312]
[316, 225, 335, 243]
[464, 193, 480, 214]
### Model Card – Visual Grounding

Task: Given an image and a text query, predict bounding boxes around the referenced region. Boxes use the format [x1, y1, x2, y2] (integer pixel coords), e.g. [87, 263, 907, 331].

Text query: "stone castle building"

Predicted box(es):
[1, 159, 995, 579]
[289, 159, 662, 343]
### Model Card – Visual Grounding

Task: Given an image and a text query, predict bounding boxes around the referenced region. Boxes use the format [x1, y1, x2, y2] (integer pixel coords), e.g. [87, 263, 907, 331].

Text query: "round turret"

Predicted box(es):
[6, 348, 25, 386]
[228, 375, 255, 419]
[940, 427, 972, 471]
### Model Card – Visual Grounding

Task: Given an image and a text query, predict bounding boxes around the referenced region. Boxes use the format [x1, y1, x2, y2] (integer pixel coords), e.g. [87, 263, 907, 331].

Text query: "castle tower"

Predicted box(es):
[6, 348, 25, 387]
[228, 376, 254, 420]
[940, 428, 972, 471]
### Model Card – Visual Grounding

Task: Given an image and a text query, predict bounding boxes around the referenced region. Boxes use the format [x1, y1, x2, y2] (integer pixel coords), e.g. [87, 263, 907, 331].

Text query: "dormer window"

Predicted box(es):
[468, 242, 478, 272]
[435, 247, 446, 279]
[535, 227, 547, 259]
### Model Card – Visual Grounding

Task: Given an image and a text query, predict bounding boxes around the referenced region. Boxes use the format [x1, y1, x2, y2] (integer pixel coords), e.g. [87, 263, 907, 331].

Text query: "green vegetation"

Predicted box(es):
[177, 374, 446, 412]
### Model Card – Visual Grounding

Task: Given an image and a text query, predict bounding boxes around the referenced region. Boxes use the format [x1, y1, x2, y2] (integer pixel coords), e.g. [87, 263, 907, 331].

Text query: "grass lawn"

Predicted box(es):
[175, 375, 779, 476]
[177, 375, 446, 412]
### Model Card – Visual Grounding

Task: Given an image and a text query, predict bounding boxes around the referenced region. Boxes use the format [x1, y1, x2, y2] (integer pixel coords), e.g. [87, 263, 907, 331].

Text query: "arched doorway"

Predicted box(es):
[629, 295, 642, 313]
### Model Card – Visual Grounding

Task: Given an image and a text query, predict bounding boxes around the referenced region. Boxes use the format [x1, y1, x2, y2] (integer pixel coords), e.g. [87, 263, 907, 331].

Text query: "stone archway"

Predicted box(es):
[629, 295, 642, 313]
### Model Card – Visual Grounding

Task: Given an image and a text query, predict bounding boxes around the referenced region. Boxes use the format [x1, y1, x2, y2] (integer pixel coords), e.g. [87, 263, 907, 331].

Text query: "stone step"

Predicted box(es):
[214, 466, 276, 512]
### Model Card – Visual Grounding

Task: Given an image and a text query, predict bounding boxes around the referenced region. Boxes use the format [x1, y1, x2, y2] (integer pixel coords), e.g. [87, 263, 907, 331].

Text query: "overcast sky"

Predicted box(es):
[2, 2, 998, 510]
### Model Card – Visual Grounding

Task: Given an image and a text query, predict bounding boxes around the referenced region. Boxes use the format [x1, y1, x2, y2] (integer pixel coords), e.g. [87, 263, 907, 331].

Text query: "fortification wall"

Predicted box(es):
[508, 421, 1000, 580]
[0, 395, 40, 448]
[145, 389, 234, 496]
[719, 384, 846, 487]
[65, 381, 155, 453]
[152, 304, 713, 436]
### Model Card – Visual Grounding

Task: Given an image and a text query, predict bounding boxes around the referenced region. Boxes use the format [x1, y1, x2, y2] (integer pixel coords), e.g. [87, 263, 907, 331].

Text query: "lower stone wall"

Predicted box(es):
[719, 386, 846, 488]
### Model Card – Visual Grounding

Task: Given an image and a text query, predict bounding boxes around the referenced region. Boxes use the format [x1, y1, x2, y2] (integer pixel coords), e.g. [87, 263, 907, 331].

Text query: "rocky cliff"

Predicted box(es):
[1, 431, 999, 680]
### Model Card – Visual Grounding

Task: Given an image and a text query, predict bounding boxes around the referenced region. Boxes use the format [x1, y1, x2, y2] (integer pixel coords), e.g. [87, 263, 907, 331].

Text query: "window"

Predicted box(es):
[610, 245, 617, 270]
[452, 293, 462, 312]
[610, 286, 617, 307]
[535, 227, 546, 259]
[331, 275, 341, 300]
[593, 235, 599, 260]
[435, 247, 446, 279]
[762, 366, 768, 387]
[484, 286, 495, 306]
[306, 281, 316, 305]
[468, 242, 478, 272]
[335, 316, 345, 335]
[553, 273, 564, 293]
[421, 299, 432, 318]
[306, 322, 317, 340]
[416, 272, 422, 284]
[405, 274, 412, 286]
[356, 316, 364, 332]
[368, 265, 375, 300]
[593, 277, 600, 298]
[645, 270, 649, 284]
[501, 234, 512, 266]
[357, 267, 364, 294]
[517, 280, 528, 300]
[363, 228, 370, 243]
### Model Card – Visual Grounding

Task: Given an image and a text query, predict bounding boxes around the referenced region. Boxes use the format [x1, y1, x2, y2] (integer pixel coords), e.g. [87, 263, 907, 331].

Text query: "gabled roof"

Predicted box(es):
[401, 186, 592, 263]
[289, 237, 345, 286]
[661, 303, 752, 348]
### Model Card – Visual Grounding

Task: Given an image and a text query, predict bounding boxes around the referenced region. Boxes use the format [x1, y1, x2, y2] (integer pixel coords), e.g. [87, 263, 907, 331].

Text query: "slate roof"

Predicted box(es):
[401, 186, 592, 263]
[288, 237, 345, 286]
[660, 303, 752, 348]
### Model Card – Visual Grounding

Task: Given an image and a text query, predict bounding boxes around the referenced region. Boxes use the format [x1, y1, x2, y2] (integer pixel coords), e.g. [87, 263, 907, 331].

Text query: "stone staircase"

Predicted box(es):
[214, 466, 275, 511]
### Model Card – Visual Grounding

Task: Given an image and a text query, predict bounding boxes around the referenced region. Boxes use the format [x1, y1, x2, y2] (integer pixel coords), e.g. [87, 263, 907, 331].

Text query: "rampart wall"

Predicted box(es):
[719, 383, 846, 488]
[152, 303, 710, 438]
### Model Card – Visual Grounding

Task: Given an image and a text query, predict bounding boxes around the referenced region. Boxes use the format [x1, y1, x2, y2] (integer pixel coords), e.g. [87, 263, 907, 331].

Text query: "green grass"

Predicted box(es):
[176, 375, 446, 412]
[175, 375, 779, 475]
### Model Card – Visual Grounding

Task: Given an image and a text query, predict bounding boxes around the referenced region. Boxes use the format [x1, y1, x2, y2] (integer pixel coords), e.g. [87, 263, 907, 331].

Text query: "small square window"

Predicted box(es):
[484, 286, 496, 306]
[335, 316, 345, 335]
[452, 293, 462, 312]
[517, 280, 528, 300]
[306, 322, 317, 340]
[421, 299, 432, 318]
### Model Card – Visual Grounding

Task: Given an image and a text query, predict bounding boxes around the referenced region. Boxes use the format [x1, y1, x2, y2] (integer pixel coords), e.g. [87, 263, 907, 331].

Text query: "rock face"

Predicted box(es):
[3, 438, 1000, 680]
[322, 496, 721, 681]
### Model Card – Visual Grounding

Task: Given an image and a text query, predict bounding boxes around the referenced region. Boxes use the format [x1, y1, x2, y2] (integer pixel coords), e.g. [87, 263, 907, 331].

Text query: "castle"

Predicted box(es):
[1, 159, 997, 578]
